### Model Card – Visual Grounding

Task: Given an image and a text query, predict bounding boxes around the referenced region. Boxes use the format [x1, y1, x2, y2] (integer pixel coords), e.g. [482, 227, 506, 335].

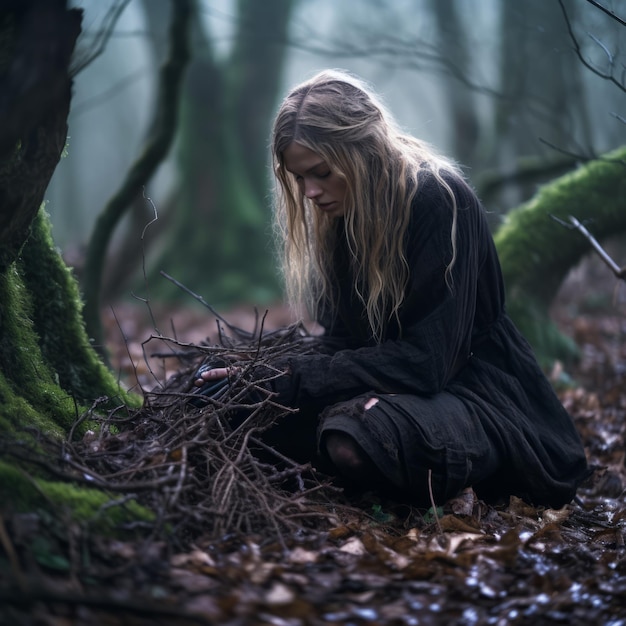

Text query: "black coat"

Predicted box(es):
[272, 170, 589, 507]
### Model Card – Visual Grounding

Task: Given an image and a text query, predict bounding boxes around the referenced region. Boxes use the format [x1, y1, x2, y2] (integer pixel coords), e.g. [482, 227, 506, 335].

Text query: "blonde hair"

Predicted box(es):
[271, 69, 460, 343]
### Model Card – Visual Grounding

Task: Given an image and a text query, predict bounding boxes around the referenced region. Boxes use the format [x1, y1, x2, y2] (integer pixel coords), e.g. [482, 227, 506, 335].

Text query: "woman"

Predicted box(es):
[196, 69, 588, 508]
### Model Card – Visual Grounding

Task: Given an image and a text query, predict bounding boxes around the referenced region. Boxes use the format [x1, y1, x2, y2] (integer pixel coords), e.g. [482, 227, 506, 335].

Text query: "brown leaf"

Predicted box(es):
[438, 514, 483, 534]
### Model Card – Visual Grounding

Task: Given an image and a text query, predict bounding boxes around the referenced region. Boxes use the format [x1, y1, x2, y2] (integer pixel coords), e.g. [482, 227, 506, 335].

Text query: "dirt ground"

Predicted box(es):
[1, 252, 625, 625]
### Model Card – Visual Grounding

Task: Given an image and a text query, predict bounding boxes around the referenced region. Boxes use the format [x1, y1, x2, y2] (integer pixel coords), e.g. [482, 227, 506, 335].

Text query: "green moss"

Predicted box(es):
[494, 145, 626, 363]
[0, 264, 80, 434]
[19, 208, 141, 407]
[0, 461, 152, 532]
[505, 292, 580, 368]
[0, 208, 145, 529]
[0, 375, 67, 439]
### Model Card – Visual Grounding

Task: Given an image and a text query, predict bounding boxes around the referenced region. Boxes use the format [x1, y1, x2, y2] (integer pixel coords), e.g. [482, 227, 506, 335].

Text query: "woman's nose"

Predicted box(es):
[304, 181, 322, 198]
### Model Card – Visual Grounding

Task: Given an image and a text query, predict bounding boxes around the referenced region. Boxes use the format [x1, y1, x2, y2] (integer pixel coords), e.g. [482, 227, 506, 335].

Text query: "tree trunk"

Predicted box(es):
[149, 0, 295, 306]
[428, 0, 480, 164]
[492, 0, 588, 210]
[495, 145, 626, 364]
[0, 0, 79, 269]
[0, 0, 141, 521]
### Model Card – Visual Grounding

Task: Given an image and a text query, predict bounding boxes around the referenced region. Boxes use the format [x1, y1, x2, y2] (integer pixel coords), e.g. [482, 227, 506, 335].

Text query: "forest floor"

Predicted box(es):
[1, 256, 626, 625]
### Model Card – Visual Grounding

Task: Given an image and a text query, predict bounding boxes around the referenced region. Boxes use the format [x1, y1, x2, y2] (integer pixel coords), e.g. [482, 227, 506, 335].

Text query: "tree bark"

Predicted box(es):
[0, 0, 80, 269]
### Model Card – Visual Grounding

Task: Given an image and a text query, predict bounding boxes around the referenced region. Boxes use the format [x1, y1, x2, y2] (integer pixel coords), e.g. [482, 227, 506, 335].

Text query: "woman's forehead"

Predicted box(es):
[282, 142, 326, 174]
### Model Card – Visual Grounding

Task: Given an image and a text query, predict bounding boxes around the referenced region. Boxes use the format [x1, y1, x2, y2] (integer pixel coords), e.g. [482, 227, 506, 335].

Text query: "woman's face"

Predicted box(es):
[282, 142, 347, 218]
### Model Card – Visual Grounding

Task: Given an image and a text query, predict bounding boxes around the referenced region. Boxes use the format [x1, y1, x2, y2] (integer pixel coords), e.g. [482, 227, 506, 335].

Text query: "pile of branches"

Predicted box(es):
[64, 317, 343, 549]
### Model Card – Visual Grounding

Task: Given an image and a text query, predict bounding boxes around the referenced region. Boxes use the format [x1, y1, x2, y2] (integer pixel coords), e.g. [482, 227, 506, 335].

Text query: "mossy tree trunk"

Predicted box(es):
[494, 145, 626, 365]
[0, 0, 141, 523]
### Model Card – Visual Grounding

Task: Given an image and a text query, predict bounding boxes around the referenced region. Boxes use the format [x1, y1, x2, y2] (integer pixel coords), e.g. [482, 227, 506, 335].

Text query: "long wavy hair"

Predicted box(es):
[271, 69, 461, 343]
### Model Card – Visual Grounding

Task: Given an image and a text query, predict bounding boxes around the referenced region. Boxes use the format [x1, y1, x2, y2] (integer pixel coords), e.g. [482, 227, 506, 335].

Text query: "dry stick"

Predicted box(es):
[253, 436, 312, 492]
[222, 460, 293, 550]
[67, 397, 111, 443]
[583, 0, 626, 28]
[558, 0, 626, 94]
[0, 514, 27, 592]
[63, 454, 183, 492]
[168, 445, 187, 508]
[135, 189, 161, 334]
[109, 304, 145, 394]
[427, 469, 443, 535]
[159, 270, 251, 338]
[566, 215, 626, 280]
[67, 323, 339, 543]
[215, 438, 267, 514]
[209, 435, 299, 540]
[140, 334, 178, 390]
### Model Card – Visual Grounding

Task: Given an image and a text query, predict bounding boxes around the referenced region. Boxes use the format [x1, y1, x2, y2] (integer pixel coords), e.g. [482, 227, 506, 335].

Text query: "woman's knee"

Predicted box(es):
[324, 431, 367, 473]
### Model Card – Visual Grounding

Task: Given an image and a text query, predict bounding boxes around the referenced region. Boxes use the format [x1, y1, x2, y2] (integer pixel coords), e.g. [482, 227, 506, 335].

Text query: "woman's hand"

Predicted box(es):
[187, 363, 241, 407]
[193, 366, 239, 387]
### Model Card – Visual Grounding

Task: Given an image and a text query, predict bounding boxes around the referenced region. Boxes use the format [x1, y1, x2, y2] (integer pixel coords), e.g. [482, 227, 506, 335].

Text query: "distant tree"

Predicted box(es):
[428, 0, 480, 164]
[137, 0, 296, 307]
[81, 0, 191, 351]
[489, 0, 589, 209]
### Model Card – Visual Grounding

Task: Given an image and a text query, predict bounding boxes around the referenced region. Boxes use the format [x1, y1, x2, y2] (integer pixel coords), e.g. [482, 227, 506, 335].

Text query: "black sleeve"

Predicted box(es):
[273, 173, 484, 405]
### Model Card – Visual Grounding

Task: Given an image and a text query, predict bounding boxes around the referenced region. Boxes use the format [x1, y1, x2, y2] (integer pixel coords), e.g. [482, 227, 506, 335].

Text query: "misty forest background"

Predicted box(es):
[47, 0, 625, 362]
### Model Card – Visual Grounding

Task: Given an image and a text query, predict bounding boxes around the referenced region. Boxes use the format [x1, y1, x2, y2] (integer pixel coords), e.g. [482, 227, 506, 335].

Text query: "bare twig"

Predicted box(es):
[551, 214, 626, 280]
[71, 0, 133, 75]
[159, 270, 252, 337]
[583, 0, 626, 28]
[559, 0, 626, 93]
[0, 514, 27, 592]
[427, 469, 443, 535]
[62, 319, 341, 545]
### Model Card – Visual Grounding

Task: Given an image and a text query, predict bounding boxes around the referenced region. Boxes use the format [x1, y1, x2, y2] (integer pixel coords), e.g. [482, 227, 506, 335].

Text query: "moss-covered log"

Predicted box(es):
[494, 145, 626, 365]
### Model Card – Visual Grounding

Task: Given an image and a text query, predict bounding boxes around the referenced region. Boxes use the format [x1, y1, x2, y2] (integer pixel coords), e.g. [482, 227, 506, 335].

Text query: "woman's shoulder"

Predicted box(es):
[412, 168, 483, 225]
[409, 166, 484, 236]
[416, 165, 475, 202]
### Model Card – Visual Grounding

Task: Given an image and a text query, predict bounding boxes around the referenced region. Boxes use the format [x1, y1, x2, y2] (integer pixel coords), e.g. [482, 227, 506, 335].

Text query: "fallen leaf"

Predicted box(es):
[339, 536, 367, 555]
[264, 582, 296, 605]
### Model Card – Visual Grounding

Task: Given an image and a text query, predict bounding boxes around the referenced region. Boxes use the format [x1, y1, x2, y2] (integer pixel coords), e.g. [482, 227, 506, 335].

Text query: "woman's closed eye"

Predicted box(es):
[294, 170, 330, 182]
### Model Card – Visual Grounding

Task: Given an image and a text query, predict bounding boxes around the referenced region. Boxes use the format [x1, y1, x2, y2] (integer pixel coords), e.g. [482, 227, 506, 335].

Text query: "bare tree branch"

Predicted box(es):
[583, 0, 626, 27]
[551, 214, 626, 280]
[559, 0, 626, 93]
[71, 0, 133, 75]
